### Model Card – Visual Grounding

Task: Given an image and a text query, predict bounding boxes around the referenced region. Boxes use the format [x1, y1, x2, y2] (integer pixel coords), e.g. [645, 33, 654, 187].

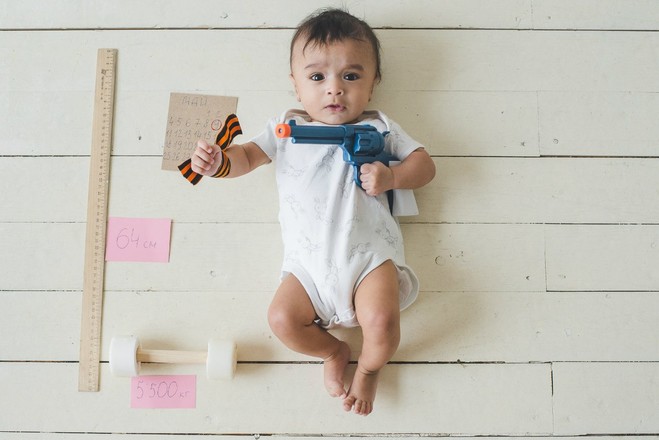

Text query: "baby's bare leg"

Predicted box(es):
[268, 274, 351, 398]
[344, 260, 400, 416]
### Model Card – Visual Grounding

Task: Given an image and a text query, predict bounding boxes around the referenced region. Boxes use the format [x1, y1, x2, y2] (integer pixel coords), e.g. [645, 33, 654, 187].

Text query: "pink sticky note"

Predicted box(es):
[106, 217, 171, 262]
[131, 375, 196, 409]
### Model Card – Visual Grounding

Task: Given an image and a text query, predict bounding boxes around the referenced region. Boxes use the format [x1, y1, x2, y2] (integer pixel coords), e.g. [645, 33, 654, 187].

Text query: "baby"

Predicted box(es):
[191, 8, 435, 415]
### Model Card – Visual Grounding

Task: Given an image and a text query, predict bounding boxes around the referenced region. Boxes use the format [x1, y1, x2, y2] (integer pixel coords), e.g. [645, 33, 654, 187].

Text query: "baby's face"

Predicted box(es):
[290, 38, 378, 125]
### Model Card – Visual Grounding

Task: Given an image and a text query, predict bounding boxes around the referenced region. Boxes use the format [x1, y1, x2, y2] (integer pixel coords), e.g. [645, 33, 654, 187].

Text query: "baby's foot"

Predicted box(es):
[323, 341, 351, 398]
[343, 366, 379, 416]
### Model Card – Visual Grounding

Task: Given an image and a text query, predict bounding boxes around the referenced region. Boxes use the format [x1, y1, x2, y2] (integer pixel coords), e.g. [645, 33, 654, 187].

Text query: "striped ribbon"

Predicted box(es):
[178, 113, 243, 185]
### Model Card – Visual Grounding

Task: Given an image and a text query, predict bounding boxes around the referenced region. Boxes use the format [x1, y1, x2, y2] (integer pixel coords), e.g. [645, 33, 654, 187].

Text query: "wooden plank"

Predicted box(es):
[3, 436, 656, 440]
[0, 432, 657, 440]
[3, 31, 658, 94]
[0, 223, 545, 293]
[0, 362, 553, 435]
[0, 91, 93, 156]
[418, 158, 659, 224]
[3, 291, 659, 363]
[379, 31, 659, 93]
[0, 90, 539, 157]
[539, 92, 659, 157]
[0, 436, 255, 440]
[0, 31, 281, 93]
[7, 0, 658, 31]
[0, 291, 82, 361]
[9, 90, 659, 160]
[546, 225, 659, 292]
[553, 362, 659, 434]
[106, 157, 279, 224]
[10, 90, 659, 160]
[0, 223, 85, 291]
[0, 157, 90, 222]
[398, 291, 659, 363]
[0, 222, 272, 291]
[1, 0, 534, 30]
[532, 0, 659, 30]
[9, 157, 659, 224]
[0, 89, 291, 157]
[368, 91, 540, 157]
[407, 224, 546, 292]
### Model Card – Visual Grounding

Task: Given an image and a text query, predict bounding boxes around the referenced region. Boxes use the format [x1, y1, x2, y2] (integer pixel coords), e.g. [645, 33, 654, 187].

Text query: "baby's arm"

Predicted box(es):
[359, 148, 435, 197]
[191, 140, 271, 178]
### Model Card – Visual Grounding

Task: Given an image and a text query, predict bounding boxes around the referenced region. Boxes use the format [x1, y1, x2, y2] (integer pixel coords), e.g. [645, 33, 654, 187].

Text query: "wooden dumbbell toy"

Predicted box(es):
[109, 336, 237, 379]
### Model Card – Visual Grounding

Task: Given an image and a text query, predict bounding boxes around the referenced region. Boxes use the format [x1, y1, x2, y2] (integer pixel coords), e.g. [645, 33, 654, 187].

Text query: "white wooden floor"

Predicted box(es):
[2, 0, 659, 438]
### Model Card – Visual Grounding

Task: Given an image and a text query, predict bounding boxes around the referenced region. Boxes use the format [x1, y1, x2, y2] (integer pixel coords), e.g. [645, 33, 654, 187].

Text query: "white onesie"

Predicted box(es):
[251, 109, 421, 329]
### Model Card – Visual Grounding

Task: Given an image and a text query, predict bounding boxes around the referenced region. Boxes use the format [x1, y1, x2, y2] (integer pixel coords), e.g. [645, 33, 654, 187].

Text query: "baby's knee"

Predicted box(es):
[358, 307, 400, 337]
[267, 301, 305, 337]
[267, 302, 289, 335]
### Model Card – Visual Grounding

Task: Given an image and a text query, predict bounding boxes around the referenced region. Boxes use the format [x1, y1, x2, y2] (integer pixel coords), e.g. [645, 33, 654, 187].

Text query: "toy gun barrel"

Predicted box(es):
[275, 121, 348, 146]
[275, 120, 387, 158]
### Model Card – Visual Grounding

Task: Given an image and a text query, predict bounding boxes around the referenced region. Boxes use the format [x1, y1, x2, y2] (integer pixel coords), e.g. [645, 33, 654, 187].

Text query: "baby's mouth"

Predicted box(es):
[326, 104, 345, 111]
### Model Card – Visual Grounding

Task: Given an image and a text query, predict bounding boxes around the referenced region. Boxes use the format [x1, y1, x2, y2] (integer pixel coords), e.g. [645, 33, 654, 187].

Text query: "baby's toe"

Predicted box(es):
[354, 399, 372, 416]
[343, 396, 355, 412]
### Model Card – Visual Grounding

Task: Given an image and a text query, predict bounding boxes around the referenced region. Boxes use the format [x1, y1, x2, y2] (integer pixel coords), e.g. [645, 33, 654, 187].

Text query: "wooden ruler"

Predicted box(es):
[79, 48, 117, 392]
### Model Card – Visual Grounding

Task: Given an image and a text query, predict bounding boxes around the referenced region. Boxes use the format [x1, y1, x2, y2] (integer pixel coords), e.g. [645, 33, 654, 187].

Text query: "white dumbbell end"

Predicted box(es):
[109, 335, 140, 377]
[207, 339, 237, 380]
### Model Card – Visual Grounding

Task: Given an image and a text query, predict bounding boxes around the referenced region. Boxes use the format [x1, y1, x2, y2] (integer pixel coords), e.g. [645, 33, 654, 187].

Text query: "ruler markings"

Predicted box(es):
[78, 48, 117, 392]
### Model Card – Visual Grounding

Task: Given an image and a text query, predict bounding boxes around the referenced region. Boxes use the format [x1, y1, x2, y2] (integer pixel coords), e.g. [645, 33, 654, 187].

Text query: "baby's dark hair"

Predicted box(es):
[290, 8, 382, 81]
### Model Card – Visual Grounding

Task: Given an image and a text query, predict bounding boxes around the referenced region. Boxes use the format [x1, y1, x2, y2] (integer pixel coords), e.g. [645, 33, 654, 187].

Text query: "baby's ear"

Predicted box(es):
[289, 74, 301, 102]
[368, 83, 377, 102]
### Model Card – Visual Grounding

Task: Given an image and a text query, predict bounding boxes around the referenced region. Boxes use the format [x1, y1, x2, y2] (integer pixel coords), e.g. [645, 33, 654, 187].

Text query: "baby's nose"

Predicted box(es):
[326, 79, 344, 95]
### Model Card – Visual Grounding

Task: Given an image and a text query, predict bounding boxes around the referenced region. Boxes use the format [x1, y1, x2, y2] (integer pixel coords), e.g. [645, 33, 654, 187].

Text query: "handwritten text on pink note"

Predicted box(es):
[106, 217, 171, 263]
[131, 375, 196, 409]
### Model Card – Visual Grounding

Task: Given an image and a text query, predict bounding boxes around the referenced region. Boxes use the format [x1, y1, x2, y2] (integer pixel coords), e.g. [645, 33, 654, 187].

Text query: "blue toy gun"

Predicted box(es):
[275, 120, 394, 188]
[275, 120, 418, 216]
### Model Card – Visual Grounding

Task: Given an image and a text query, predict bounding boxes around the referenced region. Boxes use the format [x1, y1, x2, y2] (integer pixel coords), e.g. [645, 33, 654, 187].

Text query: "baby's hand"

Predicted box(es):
[191, 140, 222, 176]
[359, 162, 394, 196]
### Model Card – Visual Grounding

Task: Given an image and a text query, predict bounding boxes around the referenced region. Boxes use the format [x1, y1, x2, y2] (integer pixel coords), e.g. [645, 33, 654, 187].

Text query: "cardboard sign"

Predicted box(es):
[162, 93, 238, 171]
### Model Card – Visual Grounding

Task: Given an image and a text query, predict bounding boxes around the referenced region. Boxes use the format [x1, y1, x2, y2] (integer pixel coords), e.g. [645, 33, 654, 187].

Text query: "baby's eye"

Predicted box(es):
[310, 73, 325, 81]
[343, 73, 360, 81]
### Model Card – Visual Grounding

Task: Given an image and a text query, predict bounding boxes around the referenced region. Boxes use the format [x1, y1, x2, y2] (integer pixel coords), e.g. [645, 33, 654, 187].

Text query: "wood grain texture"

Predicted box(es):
[6, 157, 659, 224]
[0, 362, 553, 435]
[5, 0, 657, 30]
[3, 30, 658, 93]
[0, 222, 545, 292]
[553, 362, 659, 434]
[2, 291, 658, 363]
[546, 225, 659, 292]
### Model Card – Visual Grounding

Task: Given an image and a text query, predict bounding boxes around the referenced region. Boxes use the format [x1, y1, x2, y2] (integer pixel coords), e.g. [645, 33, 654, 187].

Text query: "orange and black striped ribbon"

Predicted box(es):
[178, 113, 243, 185]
